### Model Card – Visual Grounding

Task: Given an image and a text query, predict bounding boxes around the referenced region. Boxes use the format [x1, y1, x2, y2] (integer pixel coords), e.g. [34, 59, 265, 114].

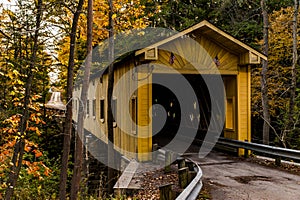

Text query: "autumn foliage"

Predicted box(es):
[0, 0, 300, 199]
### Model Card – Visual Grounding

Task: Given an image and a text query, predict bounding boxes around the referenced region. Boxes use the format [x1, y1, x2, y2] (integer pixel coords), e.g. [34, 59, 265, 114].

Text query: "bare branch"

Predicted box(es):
[0, 29, 11, 39]
[260, 115, 280, 141]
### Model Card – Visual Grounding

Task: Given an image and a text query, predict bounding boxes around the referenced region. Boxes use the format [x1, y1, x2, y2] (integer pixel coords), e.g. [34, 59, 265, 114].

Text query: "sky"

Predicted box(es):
[0, 0, 60, 84]
[0, 0, 13, 6]
[0, 0, 16, 11]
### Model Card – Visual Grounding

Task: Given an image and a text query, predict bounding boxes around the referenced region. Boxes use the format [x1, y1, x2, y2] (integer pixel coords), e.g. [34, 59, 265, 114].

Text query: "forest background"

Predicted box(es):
[0, 0, 299, 199]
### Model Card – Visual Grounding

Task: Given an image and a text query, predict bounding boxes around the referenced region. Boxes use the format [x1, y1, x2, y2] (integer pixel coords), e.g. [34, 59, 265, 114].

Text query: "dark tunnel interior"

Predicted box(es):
[152, 73, 212, 147]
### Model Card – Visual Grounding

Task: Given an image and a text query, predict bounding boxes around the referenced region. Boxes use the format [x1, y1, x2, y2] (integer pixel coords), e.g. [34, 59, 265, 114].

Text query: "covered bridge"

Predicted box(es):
[73, 20, 267, 162]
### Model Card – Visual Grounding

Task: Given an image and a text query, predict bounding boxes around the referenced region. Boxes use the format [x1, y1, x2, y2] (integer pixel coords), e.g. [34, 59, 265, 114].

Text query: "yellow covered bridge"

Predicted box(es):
[73, 20, 267, 162]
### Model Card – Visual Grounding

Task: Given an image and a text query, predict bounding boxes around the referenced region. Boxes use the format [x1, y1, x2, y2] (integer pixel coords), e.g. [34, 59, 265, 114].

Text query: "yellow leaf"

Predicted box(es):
[36, 128, 41, 136]
[12, 70, 19, 76]
[7, 71, 13, 79]
[17, 79, 24, 85]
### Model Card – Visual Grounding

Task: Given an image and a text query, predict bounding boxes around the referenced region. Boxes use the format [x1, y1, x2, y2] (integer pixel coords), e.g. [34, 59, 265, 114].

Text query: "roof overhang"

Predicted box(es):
[135, 20, 267, 64]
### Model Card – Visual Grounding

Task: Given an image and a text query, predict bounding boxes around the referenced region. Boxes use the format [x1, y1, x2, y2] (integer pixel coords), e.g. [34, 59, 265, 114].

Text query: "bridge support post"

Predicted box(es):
[244, 149, 249, 158]
[244, 140, 249, 158]
[153, 143, 158, 164]
[165, 151, 172, 173]
[178, 167, 189, 189]
[159, 183, 174, 200]
[185, 160, 194, 171]
[177, 157, 185, 169]
[275, 156, 281, 166]
[188, 171, 197, 183]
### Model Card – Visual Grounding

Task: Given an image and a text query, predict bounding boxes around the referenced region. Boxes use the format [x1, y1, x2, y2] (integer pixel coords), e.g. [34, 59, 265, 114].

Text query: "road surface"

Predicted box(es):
[188, 151, 300, 200]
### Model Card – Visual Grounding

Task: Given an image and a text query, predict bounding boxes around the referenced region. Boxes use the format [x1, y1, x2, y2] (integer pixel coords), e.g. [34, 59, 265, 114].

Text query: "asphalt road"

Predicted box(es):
[188, 151, 300, 200]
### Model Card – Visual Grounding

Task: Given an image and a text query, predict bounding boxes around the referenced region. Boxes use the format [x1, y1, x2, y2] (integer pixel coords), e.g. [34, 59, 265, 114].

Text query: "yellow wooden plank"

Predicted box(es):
[236, 66, 251, 155]
[247, 65, 251, 143]
[137, 72, 152, 161]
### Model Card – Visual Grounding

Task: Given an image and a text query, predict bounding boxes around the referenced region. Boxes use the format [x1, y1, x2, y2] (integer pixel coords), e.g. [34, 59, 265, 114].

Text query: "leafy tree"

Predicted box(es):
[4, 0, 44, 198]
[260, 0, 271, 145]
[252, 6, 300, 148]
[146, 0, 212, 30]
[54, 0, 151, 198]
[58, 0, 85, 199]
[0, 0, 67, 198]
[70, 0, 92, 198]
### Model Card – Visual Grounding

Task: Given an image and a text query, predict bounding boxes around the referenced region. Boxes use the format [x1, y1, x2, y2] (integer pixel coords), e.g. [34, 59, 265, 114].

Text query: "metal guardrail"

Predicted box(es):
[156, 149, 203, 200]
[175, 159, 203, 200]
[217, 137, 300, 162]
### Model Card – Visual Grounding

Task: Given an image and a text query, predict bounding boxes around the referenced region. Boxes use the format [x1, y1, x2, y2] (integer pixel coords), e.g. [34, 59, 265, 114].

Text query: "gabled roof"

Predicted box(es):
[135, 20, 267, 61]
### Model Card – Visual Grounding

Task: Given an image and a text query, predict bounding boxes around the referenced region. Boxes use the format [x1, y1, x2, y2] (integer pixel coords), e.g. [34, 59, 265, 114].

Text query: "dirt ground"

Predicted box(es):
[132, 164, 180, 200]
[189, 151, 300, 200]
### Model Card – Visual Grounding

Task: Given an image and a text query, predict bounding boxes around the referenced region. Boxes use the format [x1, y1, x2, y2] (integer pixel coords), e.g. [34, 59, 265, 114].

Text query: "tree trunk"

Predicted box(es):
[70, 0, 92, 198]
[288, 0, 298, 131]
[59, 0, 84, 199]
[5, 0, 43, 199]
[260, 0, 270, 145]
[107, 0, 116, 194]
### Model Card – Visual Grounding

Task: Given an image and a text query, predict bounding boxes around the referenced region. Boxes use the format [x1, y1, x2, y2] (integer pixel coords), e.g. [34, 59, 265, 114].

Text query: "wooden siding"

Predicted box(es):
[237, 66, 251, 155]
[73, 60, 153, 161]
[96, 73, 108, 143]
[237, 66, 251, 142]
[137, 71, 152, 161]
[113, 60, 138, 159]
[94, 60, 140, 160]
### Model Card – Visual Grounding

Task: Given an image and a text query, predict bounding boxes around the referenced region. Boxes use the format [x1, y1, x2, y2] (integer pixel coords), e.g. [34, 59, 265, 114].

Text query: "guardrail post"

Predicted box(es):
[159, 183, 174, 200]
[275, 156, 281, 166]
[188, 171, 197, 183]
[178, 167, 189, 189]
[244, 140, 249, 158]
[177, 157, 185, 169]
[165, 150, 172, 173]
[185, 160, 194, 171]
[153, 143, 158, 164]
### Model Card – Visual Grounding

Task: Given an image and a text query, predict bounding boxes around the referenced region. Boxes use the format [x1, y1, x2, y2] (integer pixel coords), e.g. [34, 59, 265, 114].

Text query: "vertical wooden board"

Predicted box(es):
[114, 67, 120, 151]
[237, 66, 251, 155]
[148, 79, 152, 159]
[114, 61, 137, 159]
[127, 62, 137, 157]
[119, 65, 125, 154]
[238, 67, 249, 141]
[247, 65, 251, 143]
[131, 62, 139, 159]
[120, 66, 125, 153]
[137, 72, 152, 161]
[236, 72, 241, 143]
[103, 75, 108, 142]
[123, 63, 130, 156]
